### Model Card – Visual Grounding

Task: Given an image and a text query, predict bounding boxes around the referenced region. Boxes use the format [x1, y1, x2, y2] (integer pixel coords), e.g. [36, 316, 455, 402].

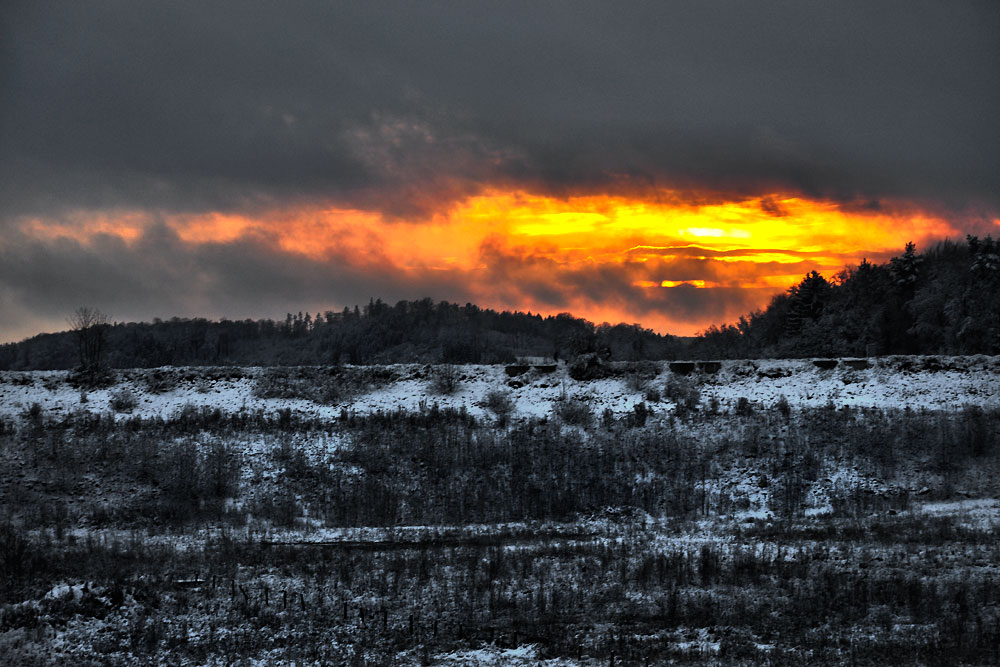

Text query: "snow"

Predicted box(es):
[915, 497, 1000, 527]
[44, 583, 88, 602]
[1, 356, 996, 423]
[702, 356, 1000, 411]
[435, 644, 547, 665]
[919, 498, 1000, 514]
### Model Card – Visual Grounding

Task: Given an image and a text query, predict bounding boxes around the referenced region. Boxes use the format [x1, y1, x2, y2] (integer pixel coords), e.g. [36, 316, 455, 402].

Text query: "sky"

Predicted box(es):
[2, 1, 999, 343]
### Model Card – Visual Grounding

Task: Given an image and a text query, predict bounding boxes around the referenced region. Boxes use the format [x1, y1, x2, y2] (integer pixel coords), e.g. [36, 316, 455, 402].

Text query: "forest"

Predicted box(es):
[0, 300, 678, 371]
[696, 235, 1000, 359]
[1, 235, 998, 371]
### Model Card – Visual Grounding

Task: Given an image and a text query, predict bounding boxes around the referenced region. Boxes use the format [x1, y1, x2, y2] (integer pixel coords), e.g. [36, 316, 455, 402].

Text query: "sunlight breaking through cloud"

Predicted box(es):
[8, 188, 963, 338]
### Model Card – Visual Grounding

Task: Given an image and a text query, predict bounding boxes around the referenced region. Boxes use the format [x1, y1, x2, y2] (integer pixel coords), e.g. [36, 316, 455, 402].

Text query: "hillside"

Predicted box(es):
[3, 355, 998, 423]
[2, 356, 1000, 663]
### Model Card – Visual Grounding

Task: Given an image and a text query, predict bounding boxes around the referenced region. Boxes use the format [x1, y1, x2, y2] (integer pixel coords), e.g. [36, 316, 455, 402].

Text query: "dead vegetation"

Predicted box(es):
[1, 367, 999, 664]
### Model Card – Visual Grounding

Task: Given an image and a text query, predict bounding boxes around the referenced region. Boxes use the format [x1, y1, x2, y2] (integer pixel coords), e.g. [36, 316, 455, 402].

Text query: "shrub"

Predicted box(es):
[775, 394, 792, 421]
[254, 366, 398, 405]
[625, 360, 659, 392]
[555, 398, 593, 426]
[251, 488, 302, 527]
[144, 370, 179, 394]
[568, 354, 613, 381]
[735, 396, 754, 416]
[254, 368, 341, 404]
[430, 364, 459, 395]
[482, 389, 515, 423]
[961, 404, 994, 457]
[68, 365, 116, 389]
[110, 388, 138, 413]
[665, 376, 701, 416]
[628, 401, 650, 428]
[770, 471, 807, 519]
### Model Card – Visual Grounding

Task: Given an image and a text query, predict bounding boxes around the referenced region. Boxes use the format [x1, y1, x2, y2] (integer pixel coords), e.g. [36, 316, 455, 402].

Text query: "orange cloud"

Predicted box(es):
[13, 189, 962, 335]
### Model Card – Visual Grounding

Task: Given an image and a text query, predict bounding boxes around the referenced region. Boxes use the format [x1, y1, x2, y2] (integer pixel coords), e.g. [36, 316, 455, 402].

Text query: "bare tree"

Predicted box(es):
[69, 307, 110, 383]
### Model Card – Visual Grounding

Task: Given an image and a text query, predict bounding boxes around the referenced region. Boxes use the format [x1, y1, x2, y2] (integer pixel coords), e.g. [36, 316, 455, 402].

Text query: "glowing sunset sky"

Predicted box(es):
[1, 2, 998, 342]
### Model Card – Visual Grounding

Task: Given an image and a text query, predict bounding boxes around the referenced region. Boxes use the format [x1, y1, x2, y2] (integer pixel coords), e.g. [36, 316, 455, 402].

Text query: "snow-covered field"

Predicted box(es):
[3, 357, 1000, 665]
[2, 355, 997, 421]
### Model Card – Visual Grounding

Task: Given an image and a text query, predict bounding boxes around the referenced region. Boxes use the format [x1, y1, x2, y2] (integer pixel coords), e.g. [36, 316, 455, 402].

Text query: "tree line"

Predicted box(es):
[693, 235, 1000, 358]
[0, 299, 680, 370]
[3, 236, 998, 370]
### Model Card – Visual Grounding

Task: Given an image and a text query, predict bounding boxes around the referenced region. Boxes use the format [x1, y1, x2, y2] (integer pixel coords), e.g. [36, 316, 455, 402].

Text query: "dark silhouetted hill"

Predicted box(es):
[0, 299, 682, 370]
[692, 236, 1000, 359]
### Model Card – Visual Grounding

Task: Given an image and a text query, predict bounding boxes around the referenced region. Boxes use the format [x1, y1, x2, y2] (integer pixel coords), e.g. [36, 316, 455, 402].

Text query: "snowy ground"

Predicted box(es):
[3, 358, 999, 665]
[1, 355, 997, 422]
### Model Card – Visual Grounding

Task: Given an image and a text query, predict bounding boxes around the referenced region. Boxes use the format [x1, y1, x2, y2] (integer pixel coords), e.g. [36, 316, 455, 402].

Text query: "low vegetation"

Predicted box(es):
[1, 377, 998, 663]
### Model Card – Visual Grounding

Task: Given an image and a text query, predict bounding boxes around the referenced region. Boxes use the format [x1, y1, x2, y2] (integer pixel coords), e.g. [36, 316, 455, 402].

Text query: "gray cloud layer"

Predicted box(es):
[3, 0, 998, 218]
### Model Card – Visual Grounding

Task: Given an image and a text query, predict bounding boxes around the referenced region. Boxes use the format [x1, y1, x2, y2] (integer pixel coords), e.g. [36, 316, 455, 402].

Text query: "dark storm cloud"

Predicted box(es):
[2, 0, 999, 220]
[0, 222, 482, 342]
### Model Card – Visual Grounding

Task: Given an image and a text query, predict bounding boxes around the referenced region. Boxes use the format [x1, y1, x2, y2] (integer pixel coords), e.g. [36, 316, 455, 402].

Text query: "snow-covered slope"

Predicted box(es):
[1, 356, 997, 421]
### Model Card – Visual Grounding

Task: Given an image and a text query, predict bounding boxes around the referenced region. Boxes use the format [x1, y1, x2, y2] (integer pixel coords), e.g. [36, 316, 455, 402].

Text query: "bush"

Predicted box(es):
[429, 364, 459, 395]
[151, 438, 240, 522]
[770, 471, 807, 519]
[625, 360, 659, 392]
[665, 376, 701, 416]
[254, 368, 341, 404]
[482, 389, 515, 423]
[144, 370, 179, 394]
[735, 396, 754, 416]
[568, 354, 613, 381]
[775, 394, 792, 421]
[628, 401, 651, 427]
[68, 365, 115, 389]
[555, 398, 593, 427]
[250, 488, 302, 527]
[254, 366, 397, 405]
[109, 388, 138, 413]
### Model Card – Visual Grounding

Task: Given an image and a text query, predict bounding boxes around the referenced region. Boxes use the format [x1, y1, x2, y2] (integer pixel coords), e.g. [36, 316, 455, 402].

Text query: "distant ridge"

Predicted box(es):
[4, 237, 998, 370]
[0, 298, 681, 370]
